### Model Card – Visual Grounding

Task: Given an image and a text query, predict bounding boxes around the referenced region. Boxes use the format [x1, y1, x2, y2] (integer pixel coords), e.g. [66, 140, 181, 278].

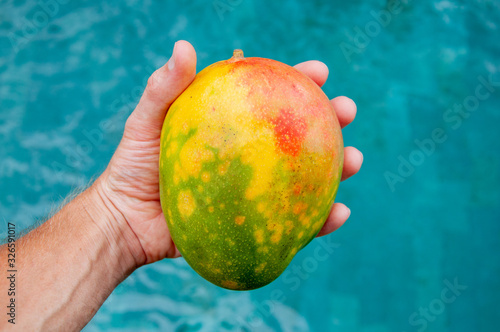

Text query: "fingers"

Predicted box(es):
[294, 60, 329, 87]
[125, 40, 197, 141]
[342, 146, 363, 181]
[315, 146, 362, 238]
[316, 96, 360, 236]
[316, 203, 350, 237]
[329, 96, 362, 181]
[332, 96, 357, 128]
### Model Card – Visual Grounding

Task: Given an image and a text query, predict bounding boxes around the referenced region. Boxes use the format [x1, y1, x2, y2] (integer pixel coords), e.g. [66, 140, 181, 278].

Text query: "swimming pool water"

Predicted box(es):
[1, 0, 499, 331]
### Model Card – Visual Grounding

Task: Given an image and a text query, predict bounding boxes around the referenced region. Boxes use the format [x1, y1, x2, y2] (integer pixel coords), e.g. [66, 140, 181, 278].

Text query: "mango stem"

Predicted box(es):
[233, 49, 244, 59]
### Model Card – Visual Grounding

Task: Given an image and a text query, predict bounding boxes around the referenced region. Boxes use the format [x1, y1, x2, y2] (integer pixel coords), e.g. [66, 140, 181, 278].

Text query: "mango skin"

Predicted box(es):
[159, 54, 343, 290]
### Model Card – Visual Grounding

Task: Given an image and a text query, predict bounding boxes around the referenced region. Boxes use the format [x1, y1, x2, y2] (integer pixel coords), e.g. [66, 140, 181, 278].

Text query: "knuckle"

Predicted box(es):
[147, 70, 159, 88]
[146, 70, 164, 99]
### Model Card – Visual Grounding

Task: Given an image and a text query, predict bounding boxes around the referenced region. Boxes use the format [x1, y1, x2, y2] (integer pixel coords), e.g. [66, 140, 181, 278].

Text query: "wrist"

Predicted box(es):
[5, 179, 147, 331]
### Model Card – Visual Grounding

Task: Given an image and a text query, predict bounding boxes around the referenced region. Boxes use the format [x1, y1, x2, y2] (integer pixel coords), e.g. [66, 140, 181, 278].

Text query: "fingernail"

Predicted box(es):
[168, 42, 177, 71]
[346, 207, 351, 218]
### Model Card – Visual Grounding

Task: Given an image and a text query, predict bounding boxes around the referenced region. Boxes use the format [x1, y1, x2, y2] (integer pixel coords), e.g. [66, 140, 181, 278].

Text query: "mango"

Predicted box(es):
[159, 50, 343, 290]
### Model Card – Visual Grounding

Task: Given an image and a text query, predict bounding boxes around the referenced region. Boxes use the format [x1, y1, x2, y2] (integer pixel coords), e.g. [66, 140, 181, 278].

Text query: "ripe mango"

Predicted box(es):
[159, 50, 343, 290]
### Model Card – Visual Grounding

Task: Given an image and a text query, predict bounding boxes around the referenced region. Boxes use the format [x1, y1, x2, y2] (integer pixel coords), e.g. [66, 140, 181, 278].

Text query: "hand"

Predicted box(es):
[96, 40, 363, 266]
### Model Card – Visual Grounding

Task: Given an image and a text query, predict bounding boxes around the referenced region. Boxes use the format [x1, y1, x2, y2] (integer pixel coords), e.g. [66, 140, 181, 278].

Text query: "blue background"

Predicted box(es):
[1, 0, 499, 331]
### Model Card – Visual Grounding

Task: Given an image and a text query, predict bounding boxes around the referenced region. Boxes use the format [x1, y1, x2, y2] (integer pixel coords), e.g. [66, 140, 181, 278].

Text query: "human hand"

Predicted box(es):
[95, 40, 362, 266]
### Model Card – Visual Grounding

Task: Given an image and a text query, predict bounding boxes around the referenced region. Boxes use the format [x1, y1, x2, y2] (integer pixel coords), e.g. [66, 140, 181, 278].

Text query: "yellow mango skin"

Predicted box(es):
[159, 53, 343, 290]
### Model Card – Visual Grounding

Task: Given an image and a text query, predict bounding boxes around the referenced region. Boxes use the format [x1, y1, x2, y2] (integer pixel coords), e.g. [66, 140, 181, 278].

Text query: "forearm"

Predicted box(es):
[0, 179, 142, 331]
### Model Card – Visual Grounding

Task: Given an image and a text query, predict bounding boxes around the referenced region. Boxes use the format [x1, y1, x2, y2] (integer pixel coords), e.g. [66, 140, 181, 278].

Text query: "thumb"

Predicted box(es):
[124, 40, 197, 141]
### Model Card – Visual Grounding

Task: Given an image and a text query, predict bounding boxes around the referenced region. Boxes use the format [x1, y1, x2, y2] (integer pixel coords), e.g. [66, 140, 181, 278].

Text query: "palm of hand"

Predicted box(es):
[100, 41, 362, 265]
[104, 135, 179, 263]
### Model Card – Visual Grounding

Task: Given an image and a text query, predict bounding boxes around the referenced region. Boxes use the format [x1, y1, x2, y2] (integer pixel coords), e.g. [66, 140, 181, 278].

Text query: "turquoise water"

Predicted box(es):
[1, 0, 499, 331]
